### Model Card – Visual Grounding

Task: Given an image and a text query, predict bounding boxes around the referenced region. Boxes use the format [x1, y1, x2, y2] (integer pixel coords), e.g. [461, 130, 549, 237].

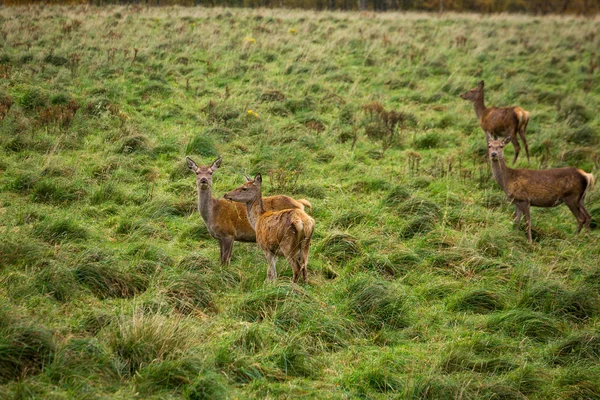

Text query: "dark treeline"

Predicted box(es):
[3, 0, 600, 14]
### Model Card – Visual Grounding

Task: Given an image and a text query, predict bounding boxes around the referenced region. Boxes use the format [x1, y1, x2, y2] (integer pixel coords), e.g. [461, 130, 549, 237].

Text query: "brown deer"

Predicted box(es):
[461, 80, 530, 164]
[224, 174, 315, 283]
[186, 156, 311, 265]
[487, 132, 594, 242]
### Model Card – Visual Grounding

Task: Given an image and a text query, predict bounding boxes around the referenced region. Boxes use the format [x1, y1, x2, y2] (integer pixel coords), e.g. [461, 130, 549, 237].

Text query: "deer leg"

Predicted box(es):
[299, 239, 311, 283]
[222, 237, 234, 265]
[514, 205, 523, 230]
[578, 195, 592, 233]
[511, 134, 521, 165]
[518, 124, 530, 163]
[218, 239, 226, 265]
[264, 251, 278, 281]
[565, 197, 586, 234]
[516, 201, 532, 242]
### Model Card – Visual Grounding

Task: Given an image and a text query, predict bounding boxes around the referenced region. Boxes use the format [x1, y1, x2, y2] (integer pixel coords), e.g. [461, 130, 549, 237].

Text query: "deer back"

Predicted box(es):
[255, 208, 315, 254]
[213, 195, 309, 242]
[506, 167, 589, 207]
[480, 107, 518, 137]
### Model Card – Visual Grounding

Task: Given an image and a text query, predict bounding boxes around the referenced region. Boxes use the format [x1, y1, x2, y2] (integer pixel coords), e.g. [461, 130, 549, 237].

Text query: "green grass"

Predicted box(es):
[0, 4, 599, 398]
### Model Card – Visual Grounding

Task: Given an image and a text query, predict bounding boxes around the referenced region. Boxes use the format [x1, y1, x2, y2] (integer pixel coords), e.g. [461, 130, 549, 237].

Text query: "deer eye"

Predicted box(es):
[242, 188, 247, 191]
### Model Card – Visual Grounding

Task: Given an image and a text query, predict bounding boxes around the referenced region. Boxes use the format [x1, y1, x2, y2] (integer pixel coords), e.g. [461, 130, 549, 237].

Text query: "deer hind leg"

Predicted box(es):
[578, 195, 592, 233]
[510, 134, 521, 165]
[565, 197, 586, 234]
[296, 239, 311, 283]
[264, 251, 278, 281]
[518, 122, 531, 163]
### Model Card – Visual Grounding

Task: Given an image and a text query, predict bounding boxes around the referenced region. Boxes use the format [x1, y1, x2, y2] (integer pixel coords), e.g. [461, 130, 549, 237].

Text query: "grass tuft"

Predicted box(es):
[345, 275, 410, 330]
[447, 289, 505, 314]
[487, 309, 562, 342]
[74, 264, 148, 299]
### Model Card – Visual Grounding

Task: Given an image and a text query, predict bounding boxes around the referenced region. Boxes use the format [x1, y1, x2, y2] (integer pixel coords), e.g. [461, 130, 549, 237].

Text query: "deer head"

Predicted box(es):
[460, 80, 484, 101]
[186, 156, 222, 190]
[224, 173, 262, 203]
[487, 132, 511, 161]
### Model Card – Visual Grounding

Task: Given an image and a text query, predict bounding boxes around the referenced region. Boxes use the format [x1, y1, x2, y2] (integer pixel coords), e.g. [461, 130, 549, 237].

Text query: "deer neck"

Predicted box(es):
[490, 156, 510, 195]
[197, 186, 215, 224]
[245, 193, 265, 230]
[474, 92, 486, 120]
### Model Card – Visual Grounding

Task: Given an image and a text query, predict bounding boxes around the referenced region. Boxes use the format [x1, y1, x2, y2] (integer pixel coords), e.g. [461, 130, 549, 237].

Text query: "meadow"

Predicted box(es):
[0, 4, 599, 399]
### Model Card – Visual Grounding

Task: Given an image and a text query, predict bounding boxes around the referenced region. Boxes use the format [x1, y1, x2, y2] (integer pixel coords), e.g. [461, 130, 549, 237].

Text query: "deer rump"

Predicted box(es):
[255, 209, 314, 255]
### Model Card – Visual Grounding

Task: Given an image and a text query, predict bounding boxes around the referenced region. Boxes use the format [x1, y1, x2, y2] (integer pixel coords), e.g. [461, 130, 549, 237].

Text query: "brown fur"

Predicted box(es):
[224, 174, 315, 283]
[187, 156, 311, 265]
[461, 80, 530, 164]
[487, 133, 594, 242]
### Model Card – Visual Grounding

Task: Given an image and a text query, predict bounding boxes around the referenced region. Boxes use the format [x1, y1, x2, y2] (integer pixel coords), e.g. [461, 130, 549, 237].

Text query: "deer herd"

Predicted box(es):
[188, 80, 595, 283]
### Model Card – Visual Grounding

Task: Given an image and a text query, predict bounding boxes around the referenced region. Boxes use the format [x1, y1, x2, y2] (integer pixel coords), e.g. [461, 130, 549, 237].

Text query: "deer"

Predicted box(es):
[186, 156, 312, 265]
[461, 80, 530, 164]
[224, 174, 315, 283]
[486, 132, 594, 243]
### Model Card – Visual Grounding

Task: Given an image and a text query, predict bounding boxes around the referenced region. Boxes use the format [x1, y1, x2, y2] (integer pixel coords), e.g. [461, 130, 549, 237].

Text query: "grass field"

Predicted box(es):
[0, 5, 599, 399]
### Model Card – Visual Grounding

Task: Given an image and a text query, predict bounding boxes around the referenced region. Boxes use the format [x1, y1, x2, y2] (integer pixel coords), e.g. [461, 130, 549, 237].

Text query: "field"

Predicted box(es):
[1, 4, 600, 399]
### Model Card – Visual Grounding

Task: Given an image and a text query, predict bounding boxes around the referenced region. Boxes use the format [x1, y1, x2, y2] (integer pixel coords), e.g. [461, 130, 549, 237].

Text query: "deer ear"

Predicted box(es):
[254, 173, 262, 184]
[485, 131, 493, 143]
[478, 80, 484, 88]
[243, 174, 251, 182]
[186, 157, 198, 171]
[210, 156, 222, 171]
[502, 136, 512, 146]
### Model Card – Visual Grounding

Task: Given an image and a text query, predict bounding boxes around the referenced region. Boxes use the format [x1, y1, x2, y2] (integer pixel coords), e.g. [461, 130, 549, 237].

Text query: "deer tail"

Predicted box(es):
[580, 170, 595, 199]
[297, 199, 312, 212]
[291, 213, 314, 243]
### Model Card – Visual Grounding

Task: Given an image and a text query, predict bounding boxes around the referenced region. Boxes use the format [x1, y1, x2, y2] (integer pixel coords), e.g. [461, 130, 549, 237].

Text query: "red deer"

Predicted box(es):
[461, 80, 530, 164]
[487, 133, 594, 242]
[186, 156, 311, 265]
[224, 174, 315, 283]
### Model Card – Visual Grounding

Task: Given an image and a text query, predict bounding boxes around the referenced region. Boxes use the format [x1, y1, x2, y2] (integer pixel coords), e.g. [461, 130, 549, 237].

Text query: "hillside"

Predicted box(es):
[0, 5, 599, 399]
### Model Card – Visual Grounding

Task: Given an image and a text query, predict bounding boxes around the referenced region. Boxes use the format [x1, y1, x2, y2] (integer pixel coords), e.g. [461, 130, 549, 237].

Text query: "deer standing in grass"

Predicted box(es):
[487, 133, 594, 242]
[224, 174, 315, 283]
[461, 80, 531, 164]
[187, 156, 311, 265]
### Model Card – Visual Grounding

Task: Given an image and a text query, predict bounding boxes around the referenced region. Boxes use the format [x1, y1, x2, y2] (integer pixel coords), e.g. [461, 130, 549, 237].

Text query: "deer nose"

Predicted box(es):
[200, 177, 208, 184]
[491, 151, 498, 157]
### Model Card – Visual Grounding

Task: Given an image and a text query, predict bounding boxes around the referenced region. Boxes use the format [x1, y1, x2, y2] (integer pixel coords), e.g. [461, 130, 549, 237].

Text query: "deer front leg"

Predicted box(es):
[264, 251, 278, 281]
[221, 237, 234, 265]
[520, 201, 532, 242]
[514, 205, 523, 230]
